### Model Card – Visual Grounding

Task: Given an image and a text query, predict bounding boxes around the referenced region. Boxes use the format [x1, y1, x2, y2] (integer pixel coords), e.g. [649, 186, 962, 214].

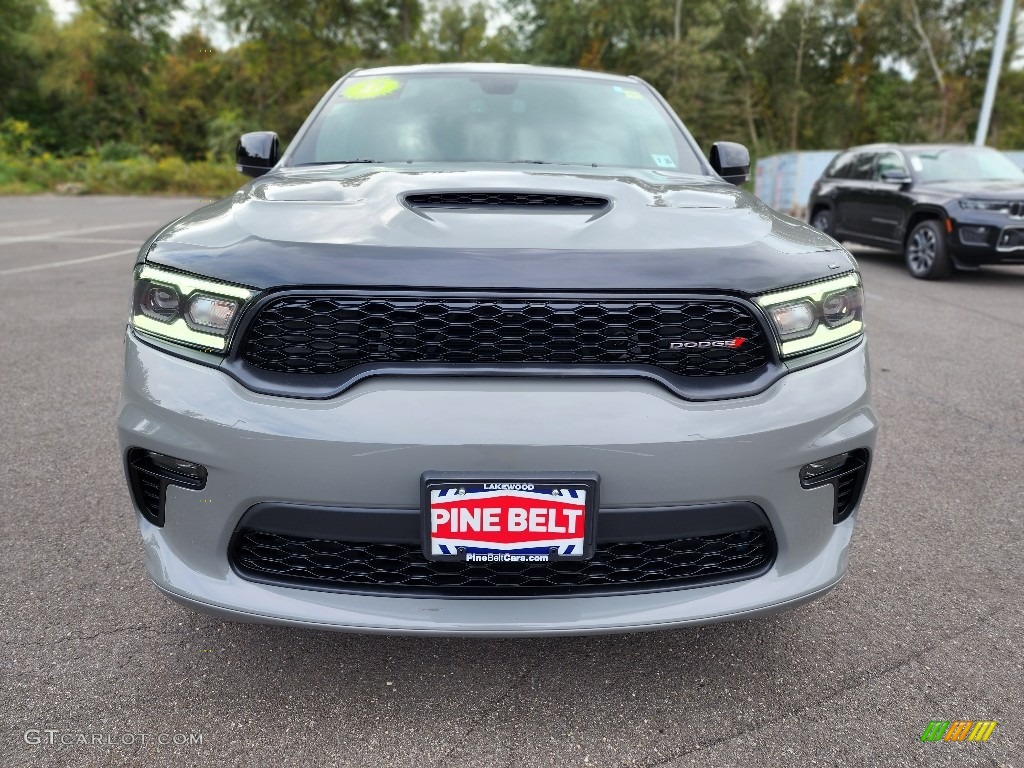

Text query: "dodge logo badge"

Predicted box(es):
[669, 337, 747, 350]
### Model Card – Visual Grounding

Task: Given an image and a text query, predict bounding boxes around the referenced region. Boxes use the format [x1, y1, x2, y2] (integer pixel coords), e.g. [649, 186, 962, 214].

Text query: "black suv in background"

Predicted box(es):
[808, 144, 1024, 279]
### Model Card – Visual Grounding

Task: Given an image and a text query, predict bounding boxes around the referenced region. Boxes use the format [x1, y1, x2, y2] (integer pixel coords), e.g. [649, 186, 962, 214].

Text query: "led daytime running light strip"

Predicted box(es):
[137, 265, 256, 300]
[777, 318, 864, 356]
[132, 315, 232, 351]
[754, 273, 860, 308]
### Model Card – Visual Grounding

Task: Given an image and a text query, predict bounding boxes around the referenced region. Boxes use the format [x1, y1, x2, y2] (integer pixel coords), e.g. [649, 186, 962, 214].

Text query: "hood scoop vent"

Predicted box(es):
[404, 192, 609, 210]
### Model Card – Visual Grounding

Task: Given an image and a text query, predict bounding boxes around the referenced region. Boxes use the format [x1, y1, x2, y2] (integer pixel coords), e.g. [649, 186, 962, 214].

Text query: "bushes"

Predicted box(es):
[0, 151, 244, 196]
[0, 120, 243, 195]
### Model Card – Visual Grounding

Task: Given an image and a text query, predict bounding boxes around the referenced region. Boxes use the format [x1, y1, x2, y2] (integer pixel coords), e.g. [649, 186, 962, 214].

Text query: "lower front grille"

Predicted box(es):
[230, 528, 774, 597]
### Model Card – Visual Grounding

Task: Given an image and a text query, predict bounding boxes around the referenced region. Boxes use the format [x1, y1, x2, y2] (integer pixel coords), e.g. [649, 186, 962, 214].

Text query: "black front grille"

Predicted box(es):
[240, 296, 770, 377]
[230, 528, 774, 596]
[405, 192, 608, 209]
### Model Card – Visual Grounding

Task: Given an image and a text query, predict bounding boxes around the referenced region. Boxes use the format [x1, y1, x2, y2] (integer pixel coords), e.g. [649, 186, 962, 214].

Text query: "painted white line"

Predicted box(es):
[865, 292, 884, 302]
[0, 221, 158, 245]
[0, 248, 137, 277]
[0, 218, 52, 230]
[44, 237, 143, 245]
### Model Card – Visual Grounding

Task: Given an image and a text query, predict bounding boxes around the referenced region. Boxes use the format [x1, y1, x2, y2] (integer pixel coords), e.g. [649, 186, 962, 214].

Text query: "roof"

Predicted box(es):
[344, 62, 639, 85]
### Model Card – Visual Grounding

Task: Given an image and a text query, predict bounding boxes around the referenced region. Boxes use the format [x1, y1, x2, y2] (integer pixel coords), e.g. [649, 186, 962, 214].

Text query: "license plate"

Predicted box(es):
[421, 472, 599, 562]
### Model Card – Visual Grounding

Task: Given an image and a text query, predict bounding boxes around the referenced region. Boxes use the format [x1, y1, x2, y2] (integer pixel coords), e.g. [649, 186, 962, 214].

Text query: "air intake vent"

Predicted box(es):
[405, 192, 609, 209]
[230, 528, 775, 596]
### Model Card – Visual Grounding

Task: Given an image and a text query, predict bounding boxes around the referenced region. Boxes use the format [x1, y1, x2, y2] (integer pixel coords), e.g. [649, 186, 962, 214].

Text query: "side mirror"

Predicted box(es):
[709, 141, 751, 185]
[880, 169, 911, 185]
[236, 131, 280, 178]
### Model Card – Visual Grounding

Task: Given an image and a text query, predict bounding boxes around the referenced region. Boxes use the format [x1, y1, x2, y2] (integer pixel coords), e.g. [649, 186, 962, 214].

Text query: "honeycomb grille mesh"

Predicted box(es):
[231, 529, 773, 596]
[240, 296, 770, 377]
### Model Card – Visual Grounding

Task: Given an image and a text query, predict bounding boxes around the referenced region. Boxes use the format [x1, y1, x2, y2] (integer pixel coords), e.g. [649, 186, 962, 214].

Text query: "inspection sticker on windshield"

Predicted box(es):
[422, 474, 598, 562]
[652, 154, 676, 168]
[341, 77, 402, 100]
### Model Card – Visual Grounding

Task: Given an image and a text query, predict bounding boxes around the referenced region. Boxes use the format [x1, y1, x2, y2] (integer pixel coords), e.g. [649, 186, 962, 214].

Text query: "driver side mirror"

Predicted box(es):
[880, 169, 911, 185]
[236, 131, 280, 178]
[709, 142, 751, 185]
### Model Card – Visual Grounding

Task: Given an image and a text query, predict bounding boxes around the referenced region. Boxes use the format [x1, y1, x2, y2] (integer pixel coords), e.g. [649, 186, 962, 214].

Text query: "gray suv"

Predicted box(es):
[117, 64, 877, 635]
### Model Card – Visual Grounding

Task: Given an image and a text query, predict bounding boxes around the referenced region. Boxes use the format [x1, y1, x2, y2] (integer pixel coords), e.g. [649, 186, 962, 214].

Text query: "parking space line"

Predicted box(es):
[0, 248, 138, 277]
[0, 221, 158, 245]
[45, 237, 144, 245]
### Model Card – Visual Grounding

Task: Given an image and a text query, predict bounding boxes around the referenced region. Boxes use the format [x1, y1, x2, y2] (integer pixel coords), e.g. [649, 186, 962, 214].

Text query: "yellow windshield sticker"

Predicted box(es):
[342, 77, 401, 100]
[623, 89, 643, 100]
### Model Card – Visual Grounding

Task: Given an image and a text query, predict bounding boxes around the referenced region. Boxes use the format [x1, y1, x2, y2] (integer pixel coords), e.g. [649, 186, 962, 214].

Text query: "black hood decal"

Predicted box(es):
[144, 166, 852, 294]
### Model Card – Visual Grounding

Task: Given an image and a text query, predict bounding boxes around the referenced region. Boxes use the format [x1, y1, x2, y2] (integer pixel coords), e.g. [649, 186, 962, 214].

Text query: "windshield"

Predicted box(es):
[287, 72, 703, 174]
[908, 147, 1024, 183]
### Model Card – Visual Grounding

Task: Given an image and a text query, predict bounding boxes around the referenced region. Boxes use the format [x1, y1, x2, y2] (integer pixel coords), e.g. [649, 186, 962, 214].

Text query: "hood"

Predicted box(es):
[144, 165, 852, 294]
[917, 178, 1024, 200]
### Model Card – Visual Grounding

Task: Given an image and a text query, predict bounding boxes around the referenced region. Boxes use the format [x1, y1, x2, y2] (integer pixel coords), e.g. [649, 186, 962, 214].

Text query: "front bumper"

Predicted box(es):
[950, 216, 1024, 265]
[117, 331, 877, 635]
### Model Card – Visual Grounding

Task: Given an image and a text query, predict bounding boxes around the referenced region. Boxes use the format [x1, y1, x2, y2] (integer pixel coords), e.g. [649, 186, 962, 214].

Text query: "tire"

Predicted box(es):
[904, 219, 953, 280]
[810, 208, 834, 236]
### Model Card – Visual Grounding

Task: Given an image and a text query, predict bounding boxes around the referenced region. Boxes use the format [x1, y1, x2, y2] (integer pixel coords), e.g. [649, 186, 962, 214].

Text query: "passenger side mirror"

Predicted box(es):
[709, 142, 751, 186]
[880, 169, 911, 185]
[236, 131, 280, 178]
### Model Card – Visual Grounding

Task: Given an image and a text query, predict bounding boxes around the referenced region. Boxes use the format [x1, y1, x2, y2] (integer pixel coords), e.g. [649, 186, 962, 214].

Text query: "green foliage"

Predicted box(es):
[0, 150, 243, 195]
[415, 1, 515, 62]
[207, 109, 250, 160]
[97, 141, 143, 161]
[0, 118, 37, 155]
[0, 0, 1021, 198]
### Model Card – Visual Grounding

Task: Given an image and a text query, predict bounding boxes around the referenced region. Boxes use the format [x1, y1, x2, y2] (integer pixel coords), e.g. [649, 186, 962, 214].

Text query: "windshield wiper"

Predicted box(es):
[295, 159, 380, 166]
[500, 160, 602, 167]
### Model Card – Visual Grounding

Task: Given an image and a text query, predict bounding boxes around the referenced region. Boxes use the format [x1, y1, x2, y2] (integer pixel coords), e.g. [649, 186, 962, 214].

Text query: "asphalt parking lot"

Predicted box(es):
[1, 195, 1021, 768]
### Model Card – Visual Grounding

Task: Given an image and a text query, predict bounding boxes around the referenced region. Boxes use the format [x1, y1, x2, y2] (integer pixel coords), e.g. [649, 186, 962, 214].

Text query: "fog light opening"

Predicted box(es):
[800, 449, 870, 524]
[125, 449, 208, 527]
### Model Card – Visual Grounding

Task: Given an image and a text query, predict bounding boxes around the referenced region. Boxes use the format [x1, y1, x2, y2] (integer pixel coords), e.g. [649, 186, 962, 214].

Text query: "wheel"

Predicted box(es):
[811, 208, 834, 236]
[904, 220, 953, 280]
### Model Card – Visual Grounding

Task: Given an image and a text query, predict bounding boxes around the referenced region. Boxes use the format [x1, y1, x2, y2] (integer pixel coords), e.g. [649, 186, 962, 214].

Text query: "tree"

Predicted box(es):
[0, 0, 50, 122]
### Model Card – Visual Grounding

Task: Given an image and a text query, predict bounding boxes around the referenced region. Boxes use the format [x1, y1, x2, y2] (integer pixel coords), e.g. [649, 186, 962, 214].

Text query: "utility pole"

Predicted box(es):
[974, 0, 1017, 146]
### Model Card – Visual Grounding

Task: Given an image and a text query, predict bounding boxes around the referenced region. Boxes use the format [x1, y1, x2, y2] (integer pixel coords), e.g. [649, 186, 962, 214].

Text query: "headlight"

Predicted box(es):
[959, 198, 1014, 213]
[755, 274, 864, 358]
[130, 265, 256, 352]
